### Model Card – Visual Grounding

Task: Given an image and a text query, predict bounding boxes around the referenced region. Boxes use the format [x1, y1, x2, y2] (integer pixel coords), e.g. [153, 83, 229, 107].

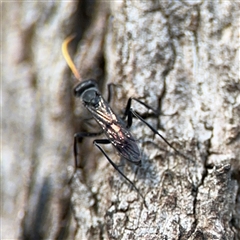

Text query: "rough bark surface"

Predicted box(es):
[2, 1, 240, 240]
[2, 2, 79, 239]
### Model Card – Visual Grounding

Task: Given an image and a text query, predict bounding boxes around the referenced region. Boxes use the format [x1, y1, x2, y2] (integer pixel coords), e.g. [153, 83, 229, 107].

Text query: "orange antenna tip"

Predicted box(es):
[62, 34, 81, 81]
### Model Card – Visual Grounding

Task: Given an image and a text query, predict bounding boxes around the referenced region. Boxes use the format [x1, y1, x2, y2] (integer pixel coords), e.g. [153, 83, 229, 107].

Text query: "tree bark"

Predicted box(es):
[2, 1, 239, 240]
[2, 1, 79, 239]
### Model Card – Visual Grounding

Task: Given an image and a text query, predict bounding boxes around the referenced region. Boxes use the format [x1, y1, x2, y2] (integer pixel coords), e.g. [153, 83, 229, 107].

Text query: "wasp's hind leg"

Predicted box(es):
[93, 139, 146, 204]
[123, 97, 182, 155]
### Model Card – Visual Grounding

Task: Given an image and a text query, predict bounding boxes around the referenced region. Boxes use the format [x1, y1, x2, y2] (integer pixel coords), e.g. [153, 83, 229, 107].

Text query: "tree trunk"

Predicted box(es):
[2, 1, 239, 239]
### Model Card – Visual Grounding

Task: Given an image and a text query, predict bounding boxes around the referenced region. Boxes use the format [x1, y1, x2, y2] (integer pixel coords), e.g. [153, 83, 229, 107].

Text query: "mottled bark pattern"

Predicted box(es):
[2, 1, 239, 239]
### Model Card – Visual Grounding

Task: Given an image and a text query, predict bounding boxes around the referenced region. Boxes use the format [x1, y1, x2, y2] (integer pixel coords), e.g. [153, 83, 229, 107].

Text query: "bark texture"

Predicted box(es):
[2, 1, 240, 240]
[2, 2, 79, 239]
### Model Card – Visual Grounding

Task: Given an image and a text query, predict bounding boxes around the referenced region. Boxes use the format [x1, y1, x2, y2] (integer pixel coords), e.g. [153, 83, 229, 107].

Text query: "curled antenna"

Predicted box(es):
[62, 34, 82, 81]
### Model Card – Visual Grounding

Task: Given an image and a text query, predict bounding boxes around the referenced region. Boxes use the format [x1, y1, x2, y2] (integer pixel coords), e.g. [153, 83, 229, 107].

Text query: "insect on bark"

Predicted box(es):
[62, 35, 181, 202]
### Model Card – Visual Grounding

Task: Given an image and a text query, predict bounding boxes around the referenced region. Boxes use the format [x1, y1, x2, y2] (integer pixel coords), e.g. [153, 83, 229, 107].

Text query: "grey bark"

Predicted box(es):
[2, 1, 239, 240]
[2, 2, 78, 239]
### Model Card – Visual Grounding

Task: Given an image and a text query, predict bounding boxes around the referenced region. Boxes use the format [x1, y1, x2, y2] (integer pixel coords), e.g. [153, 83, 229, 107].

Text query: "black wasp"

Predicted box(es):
[62, 35, 180, 200]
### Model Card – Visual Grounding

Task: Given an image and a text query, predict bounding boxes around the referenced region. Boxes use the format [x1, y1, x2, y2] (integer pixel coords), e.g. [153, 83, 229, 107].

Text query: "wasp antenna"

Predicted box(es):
[62, 34, 81, 81]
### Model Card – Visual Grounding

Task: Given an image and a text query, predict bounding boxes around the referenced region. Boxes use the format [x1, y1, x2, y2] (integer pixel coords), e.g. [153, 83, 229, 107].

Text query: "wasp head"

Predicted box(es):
[74, 79, 101, 108]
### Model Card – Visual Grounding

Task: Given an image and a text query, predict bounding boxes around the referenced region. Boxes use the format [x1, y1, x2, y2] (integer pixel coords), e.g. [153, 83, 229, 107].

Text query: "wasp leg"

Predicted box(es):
[130, 110, 181, 153]
[93, 139, 146, 204]
[123, 97, 159, 121]
[74, 131, 103, 168]
[123, 97, 159, 128]
[107, 83, 120, 103]
[130, 109, 191, 161]
[123, 97, 183, 156]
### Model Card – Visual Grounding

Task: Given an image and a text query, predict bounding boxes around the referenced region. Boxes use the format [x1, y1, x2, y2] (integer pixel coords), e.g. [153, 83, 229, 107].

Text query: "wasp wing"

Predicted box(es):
[86, 96, 141, 165]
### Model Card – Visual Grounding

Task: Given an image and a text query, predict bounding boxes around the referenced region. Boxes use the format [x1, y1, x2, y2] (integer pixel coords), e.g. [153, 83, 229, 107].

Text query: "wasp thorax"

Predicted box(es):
[82, 89, 100, 107]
